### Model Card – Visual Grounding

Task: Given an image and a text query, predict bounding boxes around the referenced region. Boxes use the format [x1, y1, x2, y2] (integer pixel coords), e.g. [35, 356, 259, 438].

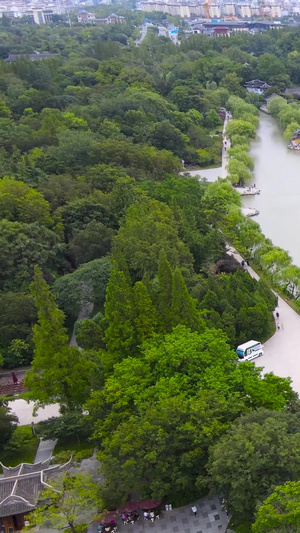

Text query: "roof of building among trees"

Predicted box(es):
[0, 459, 71, 518]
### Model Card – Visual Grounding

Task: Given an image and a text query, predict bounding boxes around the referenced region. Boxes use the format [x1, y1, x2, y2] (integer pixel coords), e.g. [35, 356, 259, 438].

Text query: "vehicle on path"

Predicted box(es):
[236, 340, 263, 362]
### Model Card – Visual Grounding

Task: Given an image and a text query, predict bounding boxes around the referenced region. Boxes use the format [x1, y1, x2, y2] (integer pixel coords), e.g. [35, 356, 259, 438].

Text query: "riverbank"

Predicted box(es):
[243, 112, 300, 266]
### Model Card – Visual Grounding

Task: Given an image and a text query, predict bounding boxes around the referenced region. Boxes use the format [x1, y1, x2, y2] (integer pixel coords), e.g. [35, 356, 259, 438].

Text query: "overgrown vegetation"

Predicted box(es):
[2, 14, 300, 532]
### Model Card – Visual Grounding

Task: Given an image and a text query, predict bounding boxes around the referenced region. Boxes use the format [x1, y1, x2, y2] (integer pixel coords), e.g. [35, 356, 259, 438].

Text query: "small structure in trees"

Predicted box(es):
[244, 80, 270, 95]
[0, 458, 71, 533]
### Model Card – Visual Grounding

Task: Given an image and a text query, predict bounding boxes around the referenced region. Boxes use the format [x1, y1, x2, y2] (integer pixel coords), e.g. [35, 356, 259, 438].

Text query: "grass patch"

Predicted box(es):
[52, 438, 95, 463]
[0, 426, 39, 467]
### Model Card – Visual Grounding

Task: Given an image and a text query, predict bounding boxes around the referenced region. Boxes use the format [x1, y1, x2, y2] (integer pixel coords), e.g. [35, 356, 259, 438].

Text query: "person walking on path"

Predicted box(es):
[191, 505, 198, 517]
[277, 323, 280, 331]
[281, 323, 284, 330]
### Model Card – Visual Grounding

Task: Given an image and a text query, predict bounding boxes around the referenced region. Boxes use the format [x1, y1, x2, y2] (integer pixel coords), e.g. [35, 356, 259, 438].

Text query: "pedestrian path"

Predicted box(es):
[89, 495, 228, 533]
[181, 113, 230, 182]
[34, 439, 57, 464]
[227, 246, 300, 395]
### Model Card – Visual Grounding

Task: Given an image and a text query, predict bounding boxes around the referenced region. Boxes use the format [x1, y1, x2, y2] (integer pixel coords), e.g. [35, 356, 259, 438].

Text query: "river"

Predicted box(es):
[243, 112, 300, 266]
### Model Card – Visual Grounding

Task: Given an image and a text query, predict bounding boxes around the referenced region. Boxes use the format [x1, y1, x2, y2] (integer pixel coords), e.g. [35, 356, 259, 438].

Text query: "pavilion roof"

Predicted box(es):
[0, 459, 71, 518]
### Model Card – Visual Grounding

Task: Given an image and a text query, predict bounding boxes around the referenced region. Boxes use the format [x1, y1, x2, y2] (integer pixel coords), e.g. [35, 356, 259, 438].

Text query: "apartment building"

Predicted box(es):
[237, 4, 251, 17]
[271, 5, 282, 17]
[208, 4, 221, 18]
[224, 3, 236, 15]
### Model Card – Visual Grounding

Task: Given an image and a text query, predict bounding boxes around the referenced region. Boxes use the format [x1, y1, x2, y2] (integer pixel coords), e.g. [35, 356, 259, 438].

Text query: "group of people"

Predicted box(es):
[98, 508, 161, 531]
[98, 521, 118, 533]
[143, 510, 160, 522]
[121, 511, 140, 525]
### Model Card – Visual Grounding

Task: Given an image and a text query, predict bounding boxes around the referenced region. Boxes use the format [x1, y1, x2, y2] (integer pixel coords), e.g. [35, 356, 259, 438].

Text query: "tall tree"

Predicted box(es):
[171, 267, 204, 332]
[25, 267, 96, 409]
[133, 281, 159, 344]
[104, 261, 136, 364]
[157, 249, 173, 332]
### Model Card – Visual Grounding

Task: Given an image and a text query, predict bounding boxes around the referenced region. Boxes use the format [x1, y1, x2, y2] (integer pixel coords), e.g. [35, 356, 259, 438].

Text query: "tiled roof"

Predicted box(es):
[0, 460, 71, 518]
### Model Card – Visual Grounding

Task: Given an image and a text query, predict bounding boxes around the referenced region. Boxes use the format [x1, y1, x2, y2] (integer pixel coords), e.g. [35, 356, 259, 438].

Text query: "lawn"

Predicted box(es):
[0, 426, 39, 467]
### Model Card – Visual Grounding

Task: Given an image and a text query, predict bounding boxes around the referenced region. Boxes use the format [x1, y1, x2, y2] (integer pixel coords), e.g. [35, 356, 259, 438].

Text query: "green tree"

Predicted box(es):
[31, 472, 103, 533]
[204, 109, 222, 129]
[114, 199, 193, 278]
[226, 119, 256, 142]
[134, 281, 159, 344]
[208, 409, 300, 526]
[104, 261, 136, 364]
[69, 221, 114, 266]
[171, 267, 204, 332]
[0, 177, 52, 225]
[25, 267, 96, 409]
[54, 257, 111, 318]
[0, 220, 61, 291]
[253, 481, 300, 533]
[0, 399, 18, 448]
[157, 249, 173, 332]
[76, 318, 105, 350]
[89, 326, 294, 506]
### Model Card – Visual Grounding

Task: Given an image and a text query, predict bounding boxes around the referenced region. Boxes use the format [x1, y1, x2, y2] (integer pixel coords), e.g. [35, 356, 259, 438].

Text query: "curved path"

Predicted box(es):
[227, 246, 300, 395]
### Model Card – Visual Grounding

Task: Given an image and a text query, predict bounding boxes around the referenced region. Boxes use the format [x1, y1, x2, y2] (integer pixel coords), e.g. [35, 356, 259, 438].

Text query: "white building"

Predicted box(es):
[244, 79, 271, 94]
[208, 4, 221, 18]
[271, 5, 281, 17]
[237, 4, 251, 18]
[251, 6, 259, 16]
[224, 3, 235, 15]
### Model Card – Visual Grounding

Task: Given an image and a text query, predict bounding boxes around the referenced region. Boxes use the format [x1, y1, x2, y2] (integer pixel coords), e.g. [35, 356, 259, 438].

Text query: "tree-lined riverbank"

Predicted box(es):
[244, 112, 300, 266]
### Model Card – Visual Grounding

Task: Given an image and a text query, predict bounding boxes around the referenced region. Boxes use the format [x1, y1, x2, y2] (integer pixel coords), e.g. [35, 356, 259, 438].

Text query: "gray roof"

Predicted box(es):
[4, 53, 56, 62]
[244, 79, 270, 88]
[284, 87, 300, 95]
[0, 459, 71, 518]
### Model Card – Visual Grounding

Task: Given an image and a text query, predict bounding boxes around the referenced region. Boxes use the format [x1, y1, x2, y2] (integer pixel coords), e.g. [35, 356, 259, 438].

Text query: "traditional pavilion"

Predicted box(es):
[0, 458, 71, 533]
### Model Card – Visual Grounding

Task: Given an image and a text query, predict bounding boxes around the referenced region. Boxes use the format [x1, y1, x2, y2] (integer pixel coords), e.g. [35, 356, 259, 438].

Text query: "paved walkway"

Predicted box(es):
[182, 114, 230, 182]
[89, 495, 229, 533]
[34, 439, 57, 464]
[227, 246, 300, 395]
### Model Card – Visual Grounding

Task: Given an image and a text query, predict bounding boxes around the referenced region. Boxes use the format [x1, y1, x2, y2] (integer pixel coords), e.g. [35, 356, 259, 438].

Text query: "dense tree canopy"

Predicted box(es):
[1, 15, 300, 530]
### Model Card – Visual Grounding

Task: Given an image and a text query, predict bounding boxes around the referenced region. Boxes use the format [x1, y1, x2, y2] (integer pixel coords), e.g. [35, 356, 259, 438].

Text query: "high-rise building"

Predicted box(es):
[224, 3, 236, 15]
[33, 8, 53, 23]
[271, 5, 282, 18]
[208, 4, 221, 18]
[237, 4, 251, 18]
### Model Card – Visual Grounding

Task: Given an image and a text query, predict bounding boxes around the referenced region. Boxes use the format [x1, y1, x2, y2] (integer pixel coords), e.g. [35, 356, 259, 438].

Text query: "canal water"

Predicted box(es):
[243, 112, 300, 266]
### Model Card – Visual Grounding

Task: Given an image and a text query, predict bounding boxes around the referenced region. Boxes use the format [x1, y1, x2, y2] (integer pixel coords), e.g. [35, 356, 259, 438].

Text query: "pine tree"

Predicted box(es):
[134, 281, 159, 345]
[157, 249, 173, 332]
[111, 249, 131, 284]
[171, 267, 204, 332]
[104, 261, 136, 362]
[25, 267, 95, 409]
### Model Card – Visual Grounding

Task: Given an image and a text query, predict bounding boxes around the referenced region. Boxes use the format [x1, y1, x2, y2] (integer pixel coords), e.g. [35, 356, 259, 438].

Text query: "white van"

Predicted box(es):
[236, 340, 263, 362]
